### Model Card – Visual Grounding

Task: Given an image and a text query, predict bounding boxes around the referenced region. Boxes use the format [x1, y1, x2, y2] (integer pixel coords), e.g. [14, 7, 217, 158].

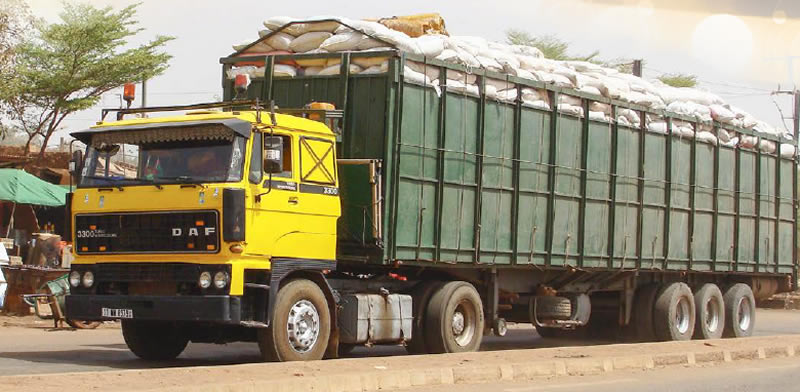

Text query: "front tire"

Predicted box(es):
[258, 279, 331, 362]
[722, 283, 755, 338]
[693, 284, 725, 340]
[653, 282, 695, 341]
[425, 281, 484, 354]
[122, 320, 189, 360]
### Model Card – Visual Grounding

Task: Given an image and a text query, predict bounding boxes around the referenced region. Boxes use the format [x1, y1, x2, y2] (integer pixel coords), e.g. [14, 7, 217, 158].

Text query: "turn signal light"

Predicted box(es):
[98, 246, 107, 251]
[206, 244, 216, 251]
[195, 220, 204, 226]
[187, 243, 195, 249]
[229, 244, 244, 253]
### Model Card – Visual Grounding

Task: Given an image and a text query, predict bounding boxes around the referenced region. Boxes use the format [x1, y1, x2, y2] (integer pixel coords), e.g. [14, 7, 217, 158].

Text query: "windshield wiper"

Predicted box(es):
[82, 175, 125, 191]
[155, 175, 203, 188]
[135, 177, 163, 190]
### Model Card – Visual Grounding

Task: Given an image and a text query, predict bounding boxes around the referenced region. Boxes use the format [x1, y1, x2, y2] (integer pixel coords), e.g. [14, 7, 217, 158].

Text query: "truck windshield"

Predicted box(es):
[79, 136, 246, 187]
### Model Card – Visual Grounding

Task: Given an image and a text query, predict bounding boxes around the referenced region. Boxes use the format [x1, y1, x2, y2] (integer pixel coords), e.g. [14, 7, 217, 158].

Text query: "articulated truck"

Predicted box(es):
[66, 48, 798, 362]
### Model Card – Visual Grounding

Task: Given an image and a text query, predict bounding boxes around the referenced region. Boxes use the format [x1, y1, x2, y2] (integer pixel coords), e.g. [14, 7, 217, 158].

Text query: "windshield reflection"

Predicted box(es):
[80, 137, 245, 187]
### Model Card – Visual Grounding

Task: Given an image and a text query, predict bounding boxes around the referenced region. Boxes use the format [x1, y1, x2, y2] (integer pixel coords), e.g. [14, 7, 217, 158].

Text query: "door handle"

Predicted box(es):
[288, 197, 299, 205]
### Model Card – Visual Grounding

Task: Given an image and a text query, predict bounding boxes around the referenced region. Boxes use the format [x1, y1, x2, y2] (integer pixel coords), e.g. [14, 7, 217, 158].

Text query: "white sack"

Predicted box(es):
[361, 61, 389, 75]
[289, 32, 333, 53]
[318, 63, 362, 76]
[710, 104, 736, 123]
[274, 64, 297, 77]
[780, 144, 796, 158]
[265, 32, 295, 51]
[406, 61, 440, 81]
[320, 31, 366, 52]
[414, 34, 446, 57]
[352, 56, 389, 68]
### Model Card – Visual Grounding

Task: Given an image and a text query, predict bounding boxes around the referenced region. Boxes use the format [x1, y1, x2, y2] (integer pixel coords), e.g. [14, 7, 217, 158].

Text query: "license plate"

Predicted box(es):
[101, 307, 133, 319]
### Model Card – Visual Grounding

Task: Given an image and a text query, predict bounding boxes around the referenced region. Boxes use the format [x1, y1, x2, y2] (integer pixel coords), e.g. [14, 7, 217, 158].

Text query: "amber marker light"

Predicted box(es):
[229, 244, 244, 253]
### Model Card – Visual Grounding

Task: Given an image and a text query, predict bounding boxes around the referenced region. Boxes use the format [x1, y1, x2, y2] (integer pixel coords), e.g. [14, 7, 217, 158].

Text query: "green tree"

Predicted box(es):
[506, 29, 598, 62]
[0, 2, 174, 157]
[658, 73, 698, 88]
[0, 0, 36, 141]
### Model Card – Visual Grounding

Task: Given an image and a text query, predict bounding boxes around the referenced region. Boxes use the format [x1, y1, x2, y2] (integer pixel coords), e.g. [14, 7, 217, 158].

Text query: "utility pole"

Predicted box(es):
[141, 79, 148, 108]
[632, 59, 643, 77]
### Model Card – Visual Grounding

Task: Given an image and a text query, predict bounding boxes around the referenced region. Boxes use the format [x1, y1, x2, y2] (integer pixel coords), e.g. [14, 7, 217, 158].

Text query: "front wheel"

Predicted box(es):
[258, 279, 331, 362]
[424, 281, 484, 354]
[122, 320, 189, 360]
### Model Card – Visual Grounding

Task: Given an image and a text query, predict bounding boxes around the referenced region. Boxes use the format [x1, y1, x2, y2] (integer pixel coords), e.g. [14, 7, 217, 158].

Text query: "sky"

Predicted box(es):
[22, 0, 800, 144]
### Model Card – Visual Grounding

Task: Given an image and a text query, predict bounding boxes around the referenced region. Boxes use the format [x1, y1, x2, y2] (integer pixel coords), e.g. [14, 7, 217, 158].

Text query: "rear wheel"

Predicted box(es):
[693, 284, 725, 340]
[653, 282, 695, 341]
[425, 281, 484, 354]
[722, 283, 755, 338]
[122, 320, 188, 360]
[405, 281, 444, 355]
[258, 279, 331, 362]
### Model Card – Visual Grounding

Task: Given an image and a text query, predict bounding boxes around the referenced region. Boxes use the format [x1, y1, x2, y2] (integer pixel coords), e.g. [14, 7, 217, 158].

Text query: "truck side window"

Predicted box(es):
[300, 137, 336, 185]
[249, 132, 262, 183]
[265, 134, 292, 178]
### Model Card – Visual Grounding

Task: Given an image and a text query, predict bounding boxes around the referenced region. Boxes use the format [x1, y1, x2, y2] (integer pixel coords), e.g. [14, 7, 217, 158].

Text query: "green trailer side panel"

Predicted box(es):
[479, 101, 515, 264]
[551, 116, 582, 267]
[221, 53, 796, 279]
[515, 107, 551, 266]
[440, 93, 480, 263]
[395, 84, 440, 261]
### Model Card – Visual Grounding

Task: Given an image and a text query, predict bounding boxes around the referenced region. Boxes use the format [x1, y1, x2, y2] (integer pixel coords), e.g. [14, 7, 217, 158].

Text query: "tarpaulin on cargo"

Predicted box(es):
[0, 169, 67, 207]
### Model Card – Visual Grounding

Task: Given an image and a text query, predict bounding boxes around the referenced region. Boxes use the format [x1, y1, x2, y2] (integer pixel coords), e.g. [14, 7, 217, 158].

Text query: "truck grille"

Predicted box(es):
[75, 211, 219, 254]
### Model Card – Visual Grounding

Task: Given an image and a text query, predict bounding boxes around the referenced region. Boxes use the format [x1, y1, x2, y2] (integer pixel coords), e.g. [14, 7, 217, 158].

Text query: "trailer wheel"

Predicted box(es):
[653, 282, 695, 341]
[722, 283, 755, 338]
[632, 284, 660, 342]
[425, 281, 484, 353]
[693, 284, 725, 340]
[122, 320, 188, 360]
[258, 279, 331, 362]
[405, 281, 444, 355]
[534, 296, 572, 320]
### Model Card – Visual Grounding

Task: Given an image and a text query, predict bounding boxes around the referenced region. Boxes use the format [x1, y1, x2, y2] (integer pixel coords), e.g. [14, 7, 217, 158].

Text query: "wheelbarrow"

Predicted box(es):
[22, 274, 102, 329]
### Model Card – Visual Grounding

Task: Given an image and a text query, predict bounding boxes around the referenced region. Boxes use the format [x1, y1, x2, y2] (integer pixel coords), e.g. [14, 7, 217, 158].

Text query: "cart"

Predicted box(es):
[22, 274, 101, 329]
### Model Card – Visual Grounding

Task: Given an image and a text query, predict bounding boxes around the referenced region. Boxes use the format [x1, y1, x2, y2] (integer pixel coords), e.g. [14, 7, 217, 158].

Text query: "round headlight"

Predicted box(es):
[213, 271, 229, 289]
[81, 271, 94, 288]
[198, 271, 212, 289]
[69, 271, 81, 287]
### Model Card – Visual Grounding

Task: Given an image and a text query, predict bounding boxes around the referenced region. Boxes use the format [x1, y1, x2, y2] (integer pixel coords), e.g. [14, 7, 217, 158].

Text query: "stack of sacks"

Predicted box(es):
[227, 15, 795, 158]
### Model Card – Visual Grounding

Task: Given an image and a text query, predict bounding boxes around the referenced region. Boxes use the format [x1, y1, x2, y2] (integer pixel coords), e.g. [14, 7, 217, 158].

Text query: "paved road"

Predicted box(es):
[396, 356, 800, 392]
[0, 309, 797, 376]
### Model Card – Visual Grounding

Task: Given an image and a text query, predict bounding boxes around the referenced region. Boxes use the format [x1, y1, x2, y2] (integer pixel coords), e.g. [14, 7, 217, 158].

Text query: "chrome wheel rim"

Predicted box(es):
[452, 301, 476, 347]
[286, 300, 320, 353]
[676, 297, 691, 335]
[737, 297, 752, 331]
[705, 297, 720, 333]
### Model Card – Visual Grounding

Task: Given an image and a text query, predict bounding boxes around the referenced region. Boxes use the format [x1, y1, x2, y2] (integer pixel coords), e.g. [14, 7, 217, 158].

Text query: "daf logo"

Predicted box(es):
[172, 227, 216, 237]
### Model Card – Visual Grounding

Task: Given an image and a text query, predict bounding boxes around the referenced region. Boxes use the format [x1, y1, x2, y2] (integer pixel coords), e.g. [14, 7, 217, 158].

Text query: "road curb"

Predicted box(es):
[150, 342, 798, 392]
[4, 336, 800, 392]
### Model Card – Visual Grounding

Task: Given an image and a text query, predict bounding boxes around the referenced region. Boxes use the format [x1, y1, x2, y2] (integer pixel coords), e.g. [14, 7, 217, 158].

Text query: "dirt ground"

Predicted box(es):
[0, 313, 119, 329]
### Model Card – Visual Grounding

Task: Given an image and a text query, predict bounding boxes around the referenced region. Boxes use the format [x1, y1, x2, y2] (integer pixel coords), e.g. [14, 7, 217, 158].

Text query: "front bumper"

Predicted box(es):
[66, 294, 241, 323]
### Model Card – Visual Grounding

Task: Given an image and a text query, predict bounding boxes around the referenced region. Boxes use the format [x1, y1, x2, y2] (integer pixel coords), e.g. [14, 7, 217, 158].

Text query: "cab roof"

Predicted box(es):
[70, 110, 334, 144]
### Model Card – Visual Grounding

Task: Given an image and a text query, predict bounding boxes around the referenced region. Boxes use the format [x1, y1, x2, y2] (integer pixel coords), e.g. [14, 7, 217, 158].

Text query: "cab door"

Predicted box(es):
[245, 130, 301, 257]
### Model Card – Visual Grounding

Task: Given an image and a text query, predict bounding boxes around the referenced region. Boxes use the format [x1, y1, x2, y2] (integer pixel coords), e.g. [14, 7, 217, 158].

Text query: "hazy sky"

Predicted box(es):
[24, 0, 800, 143]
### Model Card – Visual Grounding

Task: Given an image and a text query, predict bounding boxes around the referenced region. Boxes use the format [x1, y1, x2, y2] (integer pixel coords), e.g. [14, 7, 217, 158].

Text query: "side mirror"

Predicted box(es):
[69, 150, 83, 183]
[264, 136, 283, 174]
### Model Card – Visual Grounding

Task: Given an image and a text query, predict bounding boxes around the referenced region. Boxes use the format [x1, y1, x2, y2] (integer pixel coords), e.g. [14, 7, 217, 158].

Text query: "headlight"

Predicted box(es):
[198, 271, 212, 289]
[81, 271, 94, 288]
[69, 271, 81, 287]
[213, 271, 229, 289]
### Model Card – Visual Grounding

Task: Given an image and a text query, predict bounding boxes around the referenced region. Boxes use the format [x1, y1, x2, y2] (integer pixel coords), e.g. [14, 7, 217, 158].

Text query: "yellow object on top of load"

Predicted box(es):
[374, 13, 448, 38]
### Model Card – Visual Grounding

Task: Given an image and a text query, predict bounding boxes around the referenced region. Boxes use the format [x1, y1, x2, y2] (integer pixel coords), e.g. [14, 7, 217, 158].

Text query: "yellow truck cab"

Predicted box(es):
[67, 104, 348, 361]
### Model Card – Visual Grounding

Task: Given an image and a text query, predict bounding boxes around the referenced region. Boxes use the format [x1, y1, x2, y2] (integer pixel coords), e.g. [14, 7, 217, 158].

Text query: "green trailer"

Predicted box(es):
[225, 49, 799, 354]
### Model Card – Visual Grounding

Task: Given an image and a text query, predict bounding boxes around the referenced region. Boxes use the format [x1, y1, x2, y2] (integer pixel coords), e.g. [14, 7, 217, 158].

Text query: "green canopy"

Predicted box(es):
[0, 169, 67, 207]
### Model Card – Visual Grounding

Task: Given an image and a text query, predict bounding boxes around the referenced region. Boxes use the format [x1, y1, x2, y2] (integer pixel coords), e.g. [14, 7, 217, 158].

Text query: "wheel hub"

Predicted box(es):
[675, 297, 691, 335]
[737, 297, 752, 331]
[452, 311, 465, 335]
[704, 297, 720, 333]
[286, 300, 320, 353]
